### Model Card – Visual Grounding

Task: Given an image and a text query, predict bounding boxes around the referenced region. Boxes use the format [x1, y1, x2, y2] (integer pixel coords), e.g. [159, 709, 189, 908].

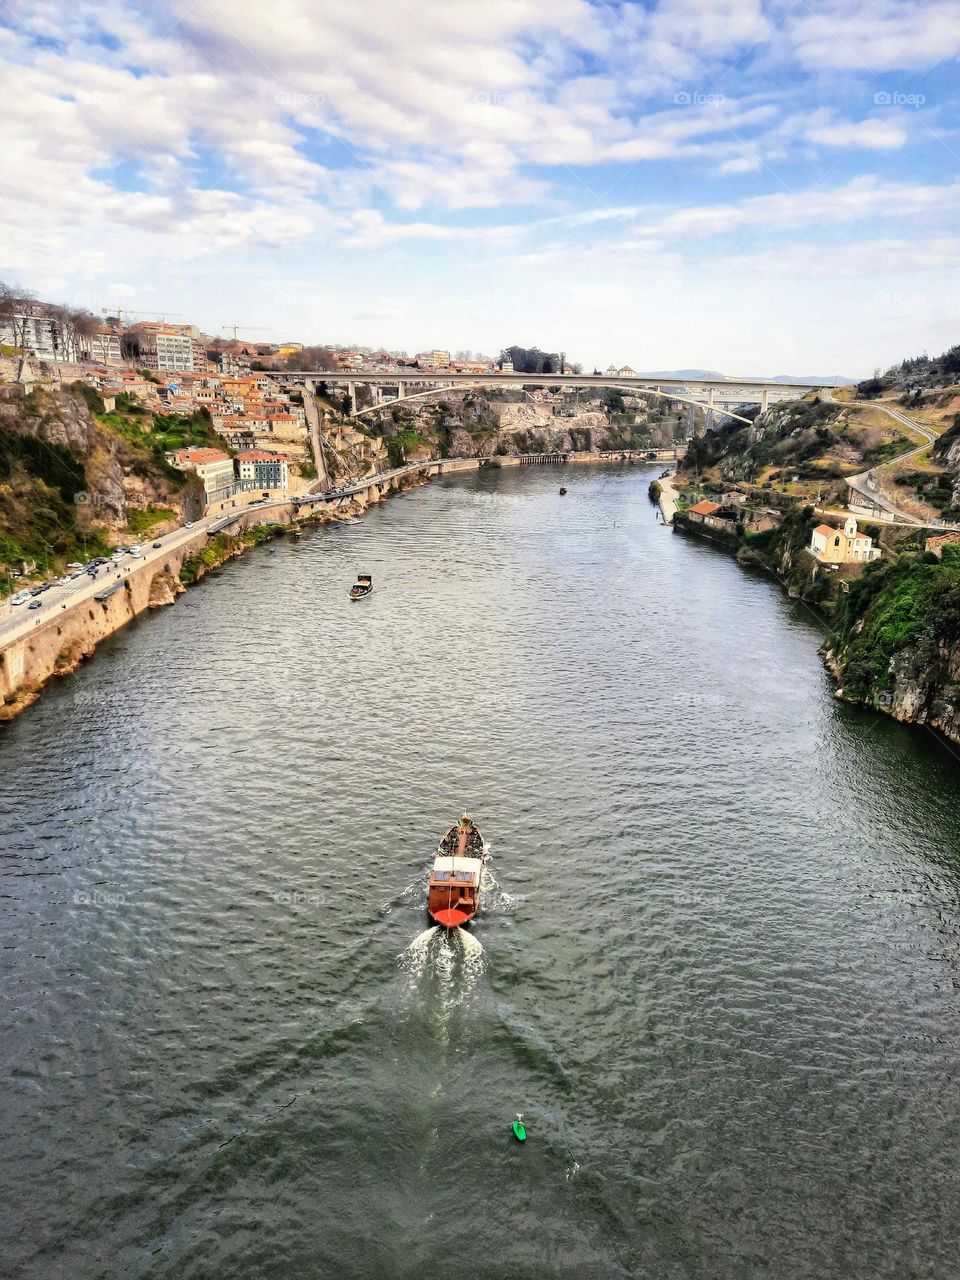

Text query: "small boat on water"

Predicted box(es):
[349, 573, 373, 600]
[559, 486, 567, 495]
[427, 813, 485, 929]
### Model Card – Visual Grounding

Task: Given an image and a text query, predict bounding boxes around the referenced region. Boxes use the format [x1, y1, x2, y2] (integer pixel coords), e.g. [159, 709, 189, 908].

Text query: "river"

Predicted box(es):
[2, 464, 960, 1279]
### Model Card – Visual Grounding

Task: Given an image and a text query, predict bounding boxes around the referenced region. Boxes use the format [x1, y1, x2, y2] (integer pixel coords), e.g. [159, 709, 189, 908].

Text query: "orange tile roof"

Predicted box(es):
[176, 447, 230, 463]
[813, 524, 836, 537]
[688, 499, 721, 516]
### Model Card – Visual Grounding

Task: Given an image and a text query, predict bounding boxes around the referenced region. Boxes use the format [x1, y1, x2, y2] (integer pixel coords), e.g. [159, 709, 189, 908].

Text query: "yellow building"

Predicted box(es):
[809, 516, 880, 564]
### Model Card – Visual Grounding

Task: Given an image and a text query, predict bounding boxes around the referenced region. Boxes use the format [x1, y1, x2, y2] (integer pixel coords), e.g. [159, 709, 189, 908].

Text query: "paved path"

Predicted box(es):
[824, 391, 942, 525]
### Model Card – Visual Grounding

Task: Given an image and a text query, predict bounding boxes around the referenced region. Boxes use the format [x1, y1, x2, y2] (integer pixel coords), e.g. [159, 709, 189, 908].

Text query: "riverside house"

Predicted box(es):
[925, 532, 960, 558]
[809, 516, 880, 565]
[687, 499, 739, 532]
[166, 447, 237, 505]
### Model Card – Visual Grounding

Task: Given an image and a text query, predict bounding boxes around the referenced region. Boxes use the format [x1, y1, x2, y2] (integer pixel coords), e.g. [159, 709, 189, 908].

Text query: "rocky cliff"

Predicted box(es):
[0, 383, 201, 585]
[823, 546, 960, 743]
[376, 389, 679, 462]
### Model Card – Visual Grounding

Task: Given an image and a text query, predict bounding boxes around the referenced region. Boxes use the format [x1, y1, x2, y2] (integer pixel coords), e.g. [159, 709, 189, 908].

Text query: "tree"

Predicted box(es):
[285, 345, 338, 371]
[498, 345, 561, 374]
[0, 280, 36, 381]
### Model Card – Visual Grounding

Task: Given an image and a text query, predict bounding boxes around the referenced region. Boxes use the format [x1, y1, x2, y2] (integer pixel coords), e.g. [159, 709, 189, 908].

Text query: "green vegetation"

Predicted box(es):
[125, 506, 175, 536]
[831, 546, 960, 700]
[178, 524, 280, 585]
[0, 425, 111, 589]
[857, 342, 960, 397]
[894, 468, 958, 518]
[386, 429, 425, 468]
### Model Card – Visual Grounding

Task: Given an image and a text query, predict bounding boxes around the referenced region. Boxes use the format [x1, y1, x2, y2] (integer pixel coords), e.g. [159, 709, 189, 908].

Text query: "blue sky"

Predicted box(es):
[0, 0, 958, 375]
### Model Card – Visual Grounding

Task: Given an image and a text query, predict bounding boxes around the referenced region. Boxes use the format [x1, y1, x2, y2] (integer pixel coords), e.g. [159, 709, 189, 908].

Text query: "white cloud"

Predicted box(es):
[787, 1, 960, 70]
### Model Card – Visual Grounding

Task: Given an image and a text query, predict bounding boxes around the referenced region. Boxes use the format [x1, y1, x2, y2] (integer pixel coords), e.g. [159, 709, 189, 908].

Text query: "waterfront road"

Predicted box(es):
[0, 457, 438, 646]
[823, 391, 942, 525]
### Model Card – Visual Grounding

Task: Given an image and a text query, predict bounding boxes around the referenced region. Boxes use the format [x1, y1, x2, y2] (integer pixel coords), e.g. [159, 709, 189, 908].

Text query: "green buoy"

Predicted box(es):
[513, 1118, 526, 1143]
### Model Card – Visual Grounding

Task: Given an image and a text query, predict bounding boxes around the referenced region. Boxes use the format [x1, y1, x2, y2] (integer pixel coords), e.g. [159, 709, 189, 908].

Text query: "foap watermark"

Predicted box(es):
[874, 290, 928, 311]
[74, 888, 126, 908]
[475, 90, 526, 108]
[73, 490, 119, 511]
[874, 90, 925, 108]
[671, 691, 729, 710]
[674, 91, 725, 107]
[274, 89, 325, 110]
[273, 889, 325, 908]
[673, 889, 729, 908]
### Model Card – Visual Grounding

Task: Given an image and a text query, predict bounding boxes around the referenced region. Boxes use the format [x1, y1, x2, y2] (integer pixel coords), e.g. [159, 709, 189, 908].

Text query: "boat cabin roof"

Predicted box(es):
[430, 855, 480, 884]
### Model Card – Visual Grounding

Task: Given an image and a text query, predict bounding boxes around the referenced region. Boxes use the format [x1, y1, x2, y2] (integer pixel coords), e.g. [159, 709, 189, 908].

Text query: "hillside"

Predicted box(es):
[681, 385, 960, 523]
[825, 545, 960, 743]
[358, 386, 685, 465]
[0, 384, 205, 591]
[857, 342, 960, 395]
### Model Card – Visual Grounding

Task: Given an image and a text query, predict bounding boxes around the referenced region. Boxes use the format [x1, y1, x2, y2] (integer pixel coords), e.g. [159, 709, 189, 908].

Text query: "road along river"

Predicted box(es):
[2, 463, 960, 1279]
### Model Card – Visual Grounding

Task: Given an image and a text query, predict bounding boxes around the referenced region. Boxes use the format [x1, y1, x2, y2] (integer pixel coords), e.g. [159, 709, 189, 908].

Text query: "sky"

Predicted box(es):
[0, 0, 958, 377]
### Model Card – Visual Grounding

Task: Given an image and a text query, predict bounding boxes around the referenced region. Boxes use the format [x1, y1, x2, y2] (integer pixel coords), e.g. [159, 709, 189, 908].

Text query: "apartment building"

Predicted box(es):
[165, 447, 236, 504]
[129, 323, 195, 374]
[235, 450, 289, 492]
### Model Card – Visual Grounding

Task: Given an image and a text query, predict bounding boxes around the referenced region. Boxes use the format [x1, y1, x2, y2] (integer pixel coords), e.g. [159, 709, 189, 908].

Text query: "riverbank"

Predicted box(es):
[672, 505, 960, 747]
[649, 472, 680, 524]
[0, 483, 391, 723]
[1, 451, 673, 722]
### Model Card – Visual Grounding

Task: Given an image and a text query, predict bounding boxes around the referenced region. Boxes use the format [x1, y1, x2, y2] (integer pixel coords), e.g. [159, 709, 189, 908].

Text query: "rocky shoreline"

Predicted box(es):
[673, 507, 960, 748]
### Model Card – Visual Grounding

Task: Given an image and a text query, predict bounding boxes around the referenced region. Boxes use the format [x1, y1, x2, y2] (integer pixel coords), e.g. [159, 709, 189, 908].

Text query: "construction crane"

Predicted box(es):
[101, 307, 183, 325]
[222, 324, 269, 340]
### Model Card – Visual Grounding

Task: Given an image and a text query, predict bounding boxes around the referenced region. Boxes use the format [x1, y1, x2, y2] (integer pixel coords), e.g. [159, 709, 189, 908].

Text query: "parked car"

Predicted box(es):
[28, 600, 41, 610]
[184, 521, 194, 528]
[152, 541, 162, 549]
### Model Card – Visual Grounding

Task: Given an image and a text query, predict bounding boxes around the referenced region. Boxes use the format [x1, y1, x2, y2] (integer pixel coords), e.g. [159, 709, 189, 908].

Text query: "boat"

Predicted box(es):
[427, 813, 485, 929]
[349, 573, 373, 600]
[559, 486, 567, 495]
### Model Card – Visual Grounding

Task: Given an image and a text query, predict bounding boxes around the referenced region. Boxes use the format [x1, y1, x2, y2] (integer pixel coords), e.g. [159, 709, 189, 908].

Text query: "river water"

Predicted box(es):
[2, 464, 960, 1279]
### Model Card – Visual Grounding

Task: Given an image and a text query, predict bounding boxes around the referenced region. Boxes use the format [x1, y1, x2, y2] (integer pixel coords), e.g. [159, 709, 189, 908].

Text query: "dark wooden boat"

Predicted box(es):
[559, 486, 567, 495]
[427, 814, 485, 929]
[349, 573, 372, 600]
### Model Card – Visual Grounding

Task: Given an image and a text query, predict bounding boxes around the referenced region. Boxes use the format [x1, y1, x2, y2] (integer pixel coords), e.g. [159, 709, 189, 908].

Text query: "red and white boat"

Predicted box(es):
[427, 814, 485, 929]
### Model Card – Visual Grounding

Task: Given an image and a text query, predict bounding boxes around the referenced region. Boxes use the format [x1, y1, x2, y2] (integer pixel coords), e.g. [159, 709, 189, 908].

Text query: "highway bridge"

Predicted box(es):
[269, 369, 823, 424]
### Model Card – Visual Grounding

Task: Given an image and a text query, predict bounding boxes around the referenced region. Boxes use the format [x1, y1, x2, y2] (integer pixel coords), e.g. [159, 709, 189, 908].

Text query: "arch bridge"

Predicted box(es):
[346, 380, 755, 427]
[271, 369, 823, 426]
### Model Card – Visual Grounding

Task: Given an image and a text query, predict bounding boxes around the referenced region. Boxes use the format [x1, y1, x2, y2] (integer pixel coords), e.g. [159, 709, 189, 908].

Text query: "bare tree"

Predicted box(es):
[0, 280, 37, 381]
[285, 345, 338, 371]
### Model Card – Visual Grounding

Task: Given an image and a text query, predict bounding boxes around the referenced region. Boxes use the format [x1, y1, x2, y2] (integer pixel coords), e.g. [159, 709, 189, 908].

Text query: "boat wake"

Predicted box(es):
[479, 863, 519, 915]
[397, 925, 486, 1009]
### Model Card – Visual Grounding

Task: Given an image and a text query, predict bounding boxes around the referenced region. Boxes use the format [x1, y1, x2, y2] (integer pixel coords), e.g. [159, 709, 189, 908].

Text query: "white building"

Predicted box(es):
[165, 447, 236, 504]
[129, 324, 195, 373]
[235, 450, 289, 492]
[87, 328, 124, 365]
[0, 305, 77, 362]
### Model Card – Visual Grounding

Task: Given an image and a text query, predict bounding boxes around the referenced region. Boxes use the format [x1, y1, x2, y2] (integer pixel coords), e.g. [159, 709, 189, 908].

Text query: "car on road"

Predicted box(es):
[28, 600, 41, 610]
[11, 591, 31, 606]
[153, 541, 162, 549]
[58, 576, 72, 586]
[184, 521, 194, 528]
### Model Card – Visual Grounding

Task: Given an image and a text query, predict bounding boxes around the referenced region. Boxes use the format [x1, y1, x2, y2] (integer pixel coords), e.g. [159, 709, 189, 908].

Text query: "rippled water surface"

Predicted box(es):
[3, 464, 960, 1279]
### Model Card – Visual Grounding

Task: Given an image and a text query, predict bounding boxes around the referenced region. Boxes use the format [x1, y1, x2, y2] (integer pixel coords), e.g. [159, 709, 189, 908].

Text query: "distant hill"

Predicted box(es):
[637, 369, 856, 386]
